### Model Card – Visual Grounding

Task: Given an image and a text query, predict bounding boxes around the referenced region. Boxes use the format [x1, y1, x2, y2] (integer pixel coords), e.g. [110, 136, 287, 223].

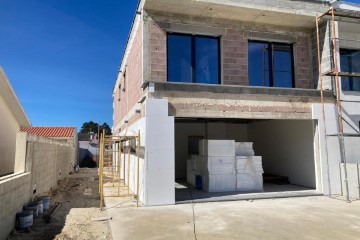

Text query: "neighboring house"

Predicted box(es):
[112, 0, 360, 206]
[0, 67, 31, 176]
[20, 127, 78, 146]
[78, 133, 99, 163]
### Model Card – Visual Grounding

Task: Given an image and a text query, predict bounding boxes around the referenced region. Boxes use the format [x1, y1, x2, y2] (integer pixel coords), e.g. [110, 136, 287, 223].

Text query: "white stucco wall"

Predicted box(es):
[248, 120, 317, 188]
[144, 99, 175, 205]
[0, 95, 20, 176]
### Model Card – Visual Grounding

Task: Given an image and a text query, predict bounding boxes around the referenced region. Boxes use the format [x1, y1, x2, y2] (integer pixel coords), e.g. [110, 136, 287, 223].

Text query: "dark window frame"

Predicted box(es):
[166, 32, 221, 84]
[248, 40, 295, 88]
[340, 48, 360, 92]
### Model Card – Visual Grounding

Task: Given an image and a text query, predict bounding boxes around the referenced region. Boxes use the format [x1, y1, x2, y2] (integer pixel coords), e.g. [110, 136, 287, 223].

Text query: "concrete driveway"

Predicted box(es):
[104, 196, 360, 240]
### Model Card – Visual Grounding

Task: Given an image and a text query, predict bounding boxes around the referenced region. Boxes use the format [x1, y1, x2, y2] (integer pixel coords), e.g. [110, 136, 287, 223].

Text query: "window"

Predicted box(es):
[167, 33, 220, 84]
[340, 49, 360, 91]
[248, 40, 294, 88]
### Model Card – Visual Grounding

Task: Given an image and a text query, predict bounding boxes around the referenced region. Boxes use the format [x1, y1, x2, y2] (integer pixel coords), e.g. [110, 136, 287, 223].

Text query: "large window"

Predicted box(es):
[248, 40, 294, 88]
[340, 49, 360, 92]
[167, 33, 220, 84]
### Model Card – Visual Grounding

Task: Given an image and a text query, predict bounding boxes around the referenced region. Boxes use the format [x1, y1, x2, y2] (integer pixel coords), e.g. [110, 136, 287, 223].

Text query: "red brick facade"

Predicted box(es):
[113, 24, 143, 130]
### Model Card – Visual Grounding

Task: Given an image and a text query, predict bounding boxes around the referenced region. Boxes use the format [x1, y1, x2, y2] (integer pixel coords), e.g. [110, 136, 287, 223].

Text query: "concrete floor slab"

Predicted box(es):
[104, 196, 360, 240]
[175, 182, 320, 203]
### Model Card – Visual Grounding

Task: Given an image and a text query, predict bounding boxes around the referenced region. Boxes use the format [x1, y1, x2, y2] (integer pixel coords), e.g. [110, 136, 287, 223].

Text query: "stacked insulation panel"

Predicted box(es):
[235, 142, 263, 191]
[186, 140, 263, 192]
[188, 140, 236, 192]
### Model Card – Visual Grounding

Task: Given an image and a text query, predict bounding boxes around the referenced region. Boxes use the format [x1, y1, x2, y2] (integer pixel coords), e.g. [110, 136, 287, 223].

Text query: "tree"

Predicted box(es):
[79, 121, 111, 135]
[99, 122, 111, 135]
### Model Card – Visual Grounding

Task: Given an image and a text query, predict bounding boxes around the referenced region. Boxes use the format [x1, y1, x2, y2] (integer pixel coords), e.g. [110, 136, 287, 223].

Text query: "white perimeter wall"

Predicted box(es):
[0, 95, 20, 176]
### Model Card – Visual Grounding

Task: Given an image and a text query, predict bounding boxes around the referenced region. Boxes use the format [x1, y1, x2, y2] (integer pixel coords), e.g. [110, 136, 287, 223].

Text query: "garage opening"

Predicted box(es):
[175, 118, 320, 203]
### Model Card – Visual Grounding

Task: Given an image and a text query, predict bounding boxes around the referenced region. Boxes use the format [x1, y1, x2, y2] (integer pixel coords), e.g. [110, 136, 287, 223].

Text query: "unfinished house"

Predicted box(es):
[112, 0, 360, 206]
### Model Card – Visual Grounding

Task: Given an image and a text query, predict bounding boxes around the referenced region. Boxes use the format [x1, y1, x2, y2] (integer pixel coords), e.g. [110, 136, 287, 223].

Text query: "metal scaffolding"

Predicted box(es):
[316, 5, 360, 203]
[98, 129, 141, 209]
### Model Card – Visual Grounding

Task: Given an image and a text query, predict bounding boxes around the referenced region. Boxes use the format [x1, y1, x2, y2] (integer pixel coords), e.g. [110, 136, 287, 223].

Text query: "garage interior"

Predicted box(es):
[175, 118, 320, 203]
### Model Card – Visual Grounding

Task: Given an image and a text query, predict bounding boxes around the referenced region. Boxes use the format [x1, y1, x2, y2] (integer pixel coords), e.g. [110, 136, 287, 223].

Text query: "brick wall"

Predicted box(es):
[311, 21, 334, 91]
[146, 13, 313, 89]
[113, 24, 143, 130]
[113, 86, 121, 128]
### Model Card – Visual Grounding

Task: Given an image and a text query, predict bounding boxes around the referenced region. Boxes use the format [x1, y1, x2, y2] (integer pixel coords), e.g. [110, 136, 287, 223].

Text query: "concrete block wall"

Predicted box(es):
[0, 173, 31, 240]
[296, 36, 312, 89]
[26, 134, 75, 195]
[149, 19, 166, 82]
[311, 21, 334, 91]
[223, 28, 248, 85]
[0, 133, 75, 239]
[145, 12, 313, 89]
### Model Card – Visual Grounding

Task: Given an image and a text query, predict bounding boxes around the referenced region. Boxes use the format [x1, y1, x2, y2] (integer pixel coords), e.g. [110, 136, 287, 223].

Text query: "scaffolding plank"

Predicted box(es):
[322, 70, 360, 78]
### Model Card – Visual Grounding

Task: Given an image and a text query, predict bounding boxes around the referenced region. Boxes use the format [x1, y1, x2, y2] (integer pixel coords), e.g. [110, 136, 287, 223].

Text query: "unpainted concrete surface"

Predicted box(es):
[105, 196, 360, 240]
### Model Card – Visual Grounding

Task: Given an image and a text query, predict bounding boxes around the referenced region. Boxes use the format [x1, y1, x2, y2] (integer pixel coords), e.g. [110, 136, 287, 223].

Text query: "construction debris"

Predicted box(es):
[7, 168, 111, 240]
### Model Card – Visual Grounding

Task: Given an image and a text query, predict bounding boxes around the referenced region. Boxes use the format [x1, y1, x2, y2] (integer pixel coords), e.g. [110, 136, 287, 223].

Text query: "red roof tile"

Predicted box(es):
[20, 127, 76, 138]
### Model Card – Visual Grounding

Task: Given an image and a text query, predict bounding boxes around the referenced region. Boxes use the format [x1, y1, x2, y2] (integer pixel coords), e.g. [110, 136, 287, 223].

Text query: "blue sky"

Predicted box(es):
[0, 0, 137, 131]
[1, 0, 360, 132]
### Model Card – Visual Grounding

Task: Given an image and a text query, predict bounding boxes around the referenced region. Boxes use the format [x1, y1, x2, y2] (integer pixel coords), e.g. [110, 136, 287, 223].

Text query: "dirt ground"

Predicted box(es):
[7, 168, 112, 240]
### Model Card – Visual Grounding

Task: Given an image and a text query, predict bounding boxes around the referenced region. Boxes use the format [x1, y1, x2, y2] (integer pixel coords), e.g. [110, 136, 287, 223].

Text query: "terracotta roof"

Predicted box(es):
[20, 127, 76, 138]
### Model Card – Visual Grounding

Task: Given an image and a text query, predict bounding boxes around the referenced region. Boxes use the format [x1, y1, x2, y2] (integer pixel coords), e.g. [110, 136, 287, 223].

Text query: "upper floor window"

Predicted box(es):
[248, 40, 294, 88]
[340, 49, 360, 92]
[167, 33, 220, 84]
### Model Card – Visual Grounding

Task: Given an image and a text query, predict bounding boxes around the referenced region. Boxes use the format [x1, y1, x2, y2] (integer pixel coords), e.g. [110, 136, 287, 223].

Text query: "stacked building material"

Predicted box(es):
[187, 157, 200, 186]
[187, 140, 263, 192]
[235, 142, 255, 156]
[187, 140, 236, 192]
[235, 142, 263, 191]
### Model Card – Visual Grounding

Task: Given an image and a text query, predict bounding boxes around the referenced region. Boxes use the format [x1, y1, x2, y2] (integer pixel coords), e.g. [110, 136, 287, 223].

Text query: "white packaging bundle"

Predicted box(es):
[197, 156, 236, 174]
[236, 156, 264, 174]
[235, 142, 255, 156]
[187, 171, 196, 186]
[236, 173, 263, 191]
[202, 163, 236, 175]
[199, 140, 235, 157]
[202, 174, 236, 192]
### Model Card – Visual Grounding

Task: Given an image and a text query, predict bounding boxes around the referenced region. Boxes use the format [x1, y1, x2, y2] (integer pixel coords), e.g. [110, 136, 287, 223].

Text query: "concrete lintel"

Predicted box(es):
[144, 0, 330, 28]
[143, 81, 335, 99]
